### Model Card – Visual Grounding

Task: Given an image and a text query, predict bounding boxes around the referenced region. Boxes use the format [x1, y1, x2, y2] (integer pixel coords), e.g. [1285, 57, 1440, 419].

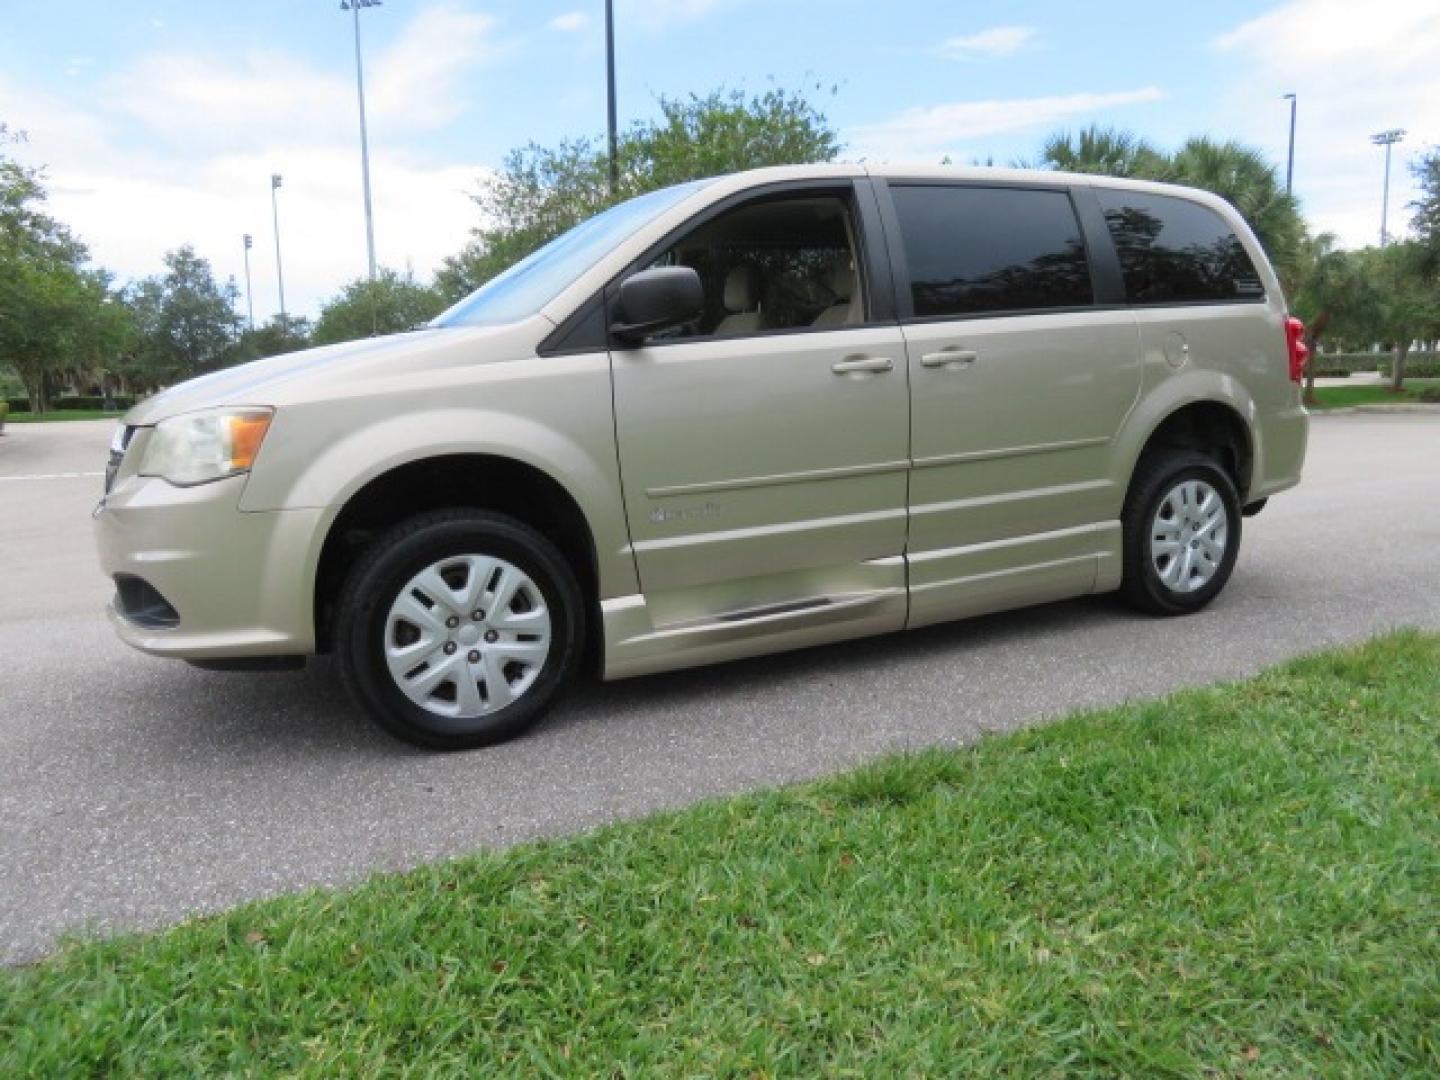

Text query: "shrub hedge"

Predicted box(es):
[1311, 352, 1440, 379]
[1379, 358, 1440, 379]
[4, 396, 134, 413]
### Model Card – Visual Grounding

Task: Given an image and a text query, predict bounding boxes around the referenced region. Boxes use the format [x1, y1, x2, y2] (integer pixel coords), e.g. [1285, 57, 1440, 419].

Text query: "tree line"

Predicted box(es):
[3, 89, 1439, 412]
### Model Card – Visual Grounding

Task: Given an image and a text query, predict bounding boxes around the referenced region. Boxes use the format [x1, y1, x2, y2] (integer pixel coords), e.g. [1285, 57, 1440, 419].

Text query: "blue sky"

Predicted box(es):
[2, 0, 1436, 320]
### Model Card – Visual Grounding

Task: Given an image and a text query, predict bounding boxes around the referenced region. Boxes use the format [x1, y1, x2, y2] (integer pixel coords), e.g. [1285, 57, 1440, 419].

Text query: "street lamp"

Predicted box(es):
[1371, 128, 1406, 246]
[241, 234, 255, 332]
[605, 0, 618, 195]
[270, 173, 287, 323]
[1282, 93, 1296, 195]
[340, 0, 380, 282]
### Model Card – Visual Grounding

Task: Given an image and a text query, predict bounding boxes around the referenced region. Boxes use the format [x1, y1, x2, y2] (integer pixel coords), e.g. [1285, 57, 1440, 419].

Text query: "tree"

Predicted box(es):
[1410, 147, 1440, 257]
[1352, 243, 1440, 391]
[1037, 124, 1166, 178]
[437, 86, 841, 299]
[126, 246, 240, 386]
[312, 268, 445, 345]
[1290, 233, 1376, 402]
[0, 142, 110, 412]
[230, 316, 313, 363]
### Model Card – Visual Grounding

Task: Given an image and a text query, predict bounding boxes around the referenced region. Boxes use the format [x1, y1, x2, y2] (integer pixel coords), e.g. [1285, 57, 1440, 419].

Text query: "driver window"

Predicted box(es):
[647, 194, 864, 340]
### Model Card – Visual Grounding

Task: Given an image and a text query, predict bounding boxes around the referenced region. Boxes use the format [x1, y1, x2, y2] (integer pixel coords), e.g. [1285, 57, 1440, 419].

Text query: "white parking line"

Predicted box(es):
[0, 471, 105, 482]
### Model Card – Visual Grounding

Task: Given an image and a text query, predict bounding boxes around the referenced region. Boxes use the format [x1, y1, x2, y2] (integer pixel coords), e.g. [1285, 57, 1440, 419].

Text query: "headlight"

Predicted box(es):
[139, 408, 274, 486]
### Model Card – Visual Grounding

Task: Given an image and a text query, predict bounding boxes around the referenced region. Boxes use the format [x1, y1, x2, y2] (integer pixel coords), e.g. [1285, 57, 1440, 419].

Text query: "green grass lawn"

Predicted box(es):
[3, 409, 125, 423]
[4, 633, 1438, 1077]
[1310, 379, 1440, 409]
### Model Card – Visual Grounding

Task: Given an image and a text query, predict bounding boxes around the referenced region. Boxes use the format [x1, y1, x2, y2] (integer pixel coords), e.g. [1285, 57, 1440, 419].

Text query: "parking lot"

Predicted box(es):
[2, 412, 1438, 963]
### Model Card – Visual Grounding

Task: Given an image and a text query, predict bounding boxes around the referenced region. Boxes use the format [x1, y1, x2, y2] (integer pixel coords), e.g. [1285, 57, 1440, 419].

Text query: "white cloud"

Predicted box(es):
[1214, 0, 1440, 248]
[0, 4, 500, 320]
[939, 26, 1037, 61]
[365, 4, 498, 133]
[549, 11, 589, 32]
[849, 88, 1165, 162]
[106, 4, 497, 148]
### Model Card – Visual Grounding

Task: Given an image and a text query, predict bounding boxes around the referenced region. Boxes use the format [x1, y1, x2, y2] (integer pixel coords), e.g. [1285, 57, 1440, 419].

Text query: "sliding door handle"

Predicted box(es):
[831, 356, 895, 375]
[920, 348, 978, 369]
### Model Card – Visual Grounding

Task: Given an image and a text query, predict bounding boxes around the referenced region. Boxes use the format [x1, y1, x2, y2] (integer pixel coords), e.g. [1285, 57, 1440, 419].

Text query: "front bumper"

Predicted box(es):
[93, 468, 324, 659]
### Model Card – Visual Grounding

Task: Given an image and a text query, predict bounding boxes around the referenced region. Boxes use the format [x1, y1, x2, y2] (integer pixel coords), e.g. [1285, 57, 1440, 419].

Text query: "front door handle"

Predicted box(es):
[921, 348, 978, 369]
[831, 355, 895, 376]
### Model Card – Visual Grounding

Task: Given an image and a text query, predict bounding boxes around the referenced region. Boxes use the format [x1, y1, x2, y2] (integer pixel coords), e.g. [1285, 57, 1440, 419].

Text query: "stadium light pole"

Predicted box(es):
[1371, 129, 1406, 247]
[241, 234, 255, 331]
[1282, 93, 1296, 195]
[341, 0, 380, 282]
[270, 174, 287, 323]
[605, 0, 618, 195]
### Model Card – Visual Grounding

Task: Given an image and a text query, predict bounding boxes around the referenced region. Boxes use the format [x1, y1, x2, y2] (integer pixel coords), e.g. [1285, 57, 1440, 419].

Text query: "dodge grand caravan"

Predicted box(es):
[95, 165, 1309, 748]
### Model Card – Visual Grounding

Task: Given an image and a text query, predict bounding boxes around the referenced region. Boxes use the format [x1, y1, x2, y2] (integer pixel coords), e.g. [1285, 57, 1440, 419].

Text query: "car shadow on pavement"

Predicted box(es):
[127, 594, 1142, 761]
[553, 594, 1133, 721]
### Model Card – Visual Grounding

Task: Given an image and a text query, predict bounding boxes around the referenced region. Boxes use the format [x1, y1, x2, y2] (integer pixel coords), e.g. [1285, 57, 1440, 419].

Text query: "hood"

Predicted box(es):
[125, 320, 548, 426]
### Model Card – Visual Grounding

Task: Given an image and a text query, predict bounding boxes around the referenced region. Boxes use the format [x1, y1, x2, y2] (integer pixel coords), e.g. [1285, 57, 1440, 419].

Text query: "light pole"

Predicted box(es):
[1371, 129, 1406, 246]
[1282, 93, 1296, 195]
[605, 0, 618, 195]
[341, 0, 380, 282]
[270, 173, 287, 323]
[241, 234, 255, 332]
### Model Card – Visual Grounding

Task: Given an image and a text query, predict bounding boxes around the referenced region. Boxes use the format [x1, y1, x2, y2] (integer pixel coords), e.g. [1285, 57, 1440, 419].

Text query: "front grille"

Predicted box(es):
[104, 425, 135, 494]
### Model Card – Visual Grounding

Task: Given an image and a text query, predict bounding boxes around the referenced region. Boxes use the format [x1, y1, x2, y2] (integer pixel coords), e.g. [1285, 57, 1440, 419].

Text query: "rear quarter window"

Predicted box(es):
[1097, 189, 1264, 305]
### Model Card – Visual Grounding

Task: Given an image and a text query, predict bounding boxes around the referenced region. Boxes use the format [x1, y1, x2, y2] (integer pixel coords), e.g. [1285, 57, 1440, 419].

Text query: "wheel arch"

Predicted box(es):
[1121, 392, 1257, 506]
[312, 453, 600, 656]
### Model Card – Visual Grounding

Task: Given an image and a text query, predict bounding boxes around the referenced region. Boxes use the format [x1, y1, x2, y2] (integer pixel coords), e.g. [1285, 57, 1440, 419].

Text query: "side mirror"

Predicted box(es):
[611, 266, 704, 345]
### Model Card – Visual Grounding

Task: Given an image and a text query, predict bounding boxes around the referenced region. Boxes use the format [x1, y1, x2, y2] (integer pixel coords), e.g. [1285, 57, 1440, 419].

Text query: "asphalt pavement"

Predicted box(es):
[2, 412, 1438, 963]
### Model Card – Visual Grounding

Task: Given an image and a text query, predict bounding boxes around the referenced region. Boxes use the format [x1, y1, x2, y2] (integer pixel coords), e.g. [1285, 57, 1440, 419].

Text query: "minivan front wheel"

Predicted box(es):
[1120, 452, 1241, 616]
[335, 510, 582, 749]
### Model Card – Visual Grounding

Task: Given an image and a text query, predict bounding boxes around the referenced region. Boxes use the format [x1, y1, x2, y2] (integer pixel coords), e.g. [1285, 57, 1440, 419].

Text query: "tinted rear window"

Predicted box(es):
[1097, 189, 1264, 305]
[890, 185, 1094, 318]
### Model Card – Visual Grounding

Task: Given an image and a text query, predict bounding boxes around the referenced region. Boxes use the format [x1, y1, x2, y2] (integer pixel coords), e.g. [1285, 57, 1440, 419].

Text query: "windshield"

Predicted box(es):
[432, 180, 713, 328]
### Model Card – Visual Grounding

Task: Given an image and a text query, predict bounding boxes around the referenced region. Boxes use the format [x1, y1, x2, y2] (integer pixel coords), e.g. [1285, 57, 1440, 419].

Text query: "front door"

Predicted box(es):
[610, 186, 910, 641]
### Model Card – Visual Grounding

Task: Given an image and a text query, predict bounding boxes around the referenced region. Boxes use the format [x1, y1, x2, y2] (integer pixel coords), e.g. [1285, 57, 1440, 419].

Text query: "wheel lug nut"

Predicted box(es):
[443, 642, 457, 655]
[468, 650, 480, 663]
[471, 610, 485, 621]
[484, 629, 499, 644]
[446, 616, 459, 629]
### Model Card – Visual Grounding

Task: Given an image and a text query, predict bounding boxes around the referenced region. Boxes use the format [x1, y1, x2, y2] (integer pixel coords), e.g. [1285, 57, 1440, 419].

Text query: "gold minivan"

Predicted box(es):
[95, 165, 1309, 748]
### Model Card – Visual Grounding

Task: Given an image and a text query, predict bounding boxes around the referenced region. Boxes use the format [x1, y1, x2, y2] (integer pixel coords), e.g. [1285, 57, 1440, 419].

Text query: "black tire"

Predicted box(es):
[335, 509, 583, 750]
[1119, 450, 1242, 616]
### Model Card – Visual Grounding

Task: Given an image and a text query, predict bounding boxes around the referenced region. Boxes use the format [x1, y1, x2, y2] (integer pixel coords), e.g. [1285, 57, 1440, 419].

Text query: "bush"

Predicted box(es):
[4, 395, 136, 413]
[1419, 386, 1440, 403]
[1308, 352, 1385, 376]
[51, 395, 134, 411]
[1378, 359, 1440, 379]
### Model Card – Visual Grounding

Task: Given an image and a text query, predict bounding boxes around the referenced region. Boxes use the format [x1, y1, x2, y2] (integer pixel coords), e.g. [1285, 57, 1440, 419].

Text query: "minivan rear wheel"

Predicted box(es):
[1120, 451, 1241, 616]
[335, 509, 583, 749]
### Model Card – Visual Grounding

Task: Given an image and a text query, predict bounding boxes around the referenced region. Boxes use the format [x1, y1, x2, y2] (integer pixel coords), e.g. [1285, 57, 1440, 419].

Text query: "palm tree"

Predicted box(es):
[1039, 125, 1165, 178]
[1162, 138, 1305, 285]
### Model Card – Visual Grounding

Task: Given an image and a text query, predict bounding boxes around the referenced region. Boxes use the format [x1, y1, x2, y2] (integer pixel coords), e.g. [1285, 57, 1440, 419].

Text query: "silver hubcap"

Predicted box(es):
[384, 555, 551, 719]
[1150, 479, 1228, 594]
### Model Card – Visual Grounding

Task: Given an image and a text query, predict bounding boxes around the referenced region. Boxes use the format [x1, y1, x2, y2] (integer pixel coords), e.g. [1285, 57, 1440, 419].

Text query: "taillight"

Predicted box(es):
[1285, 316, 1309, 384]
